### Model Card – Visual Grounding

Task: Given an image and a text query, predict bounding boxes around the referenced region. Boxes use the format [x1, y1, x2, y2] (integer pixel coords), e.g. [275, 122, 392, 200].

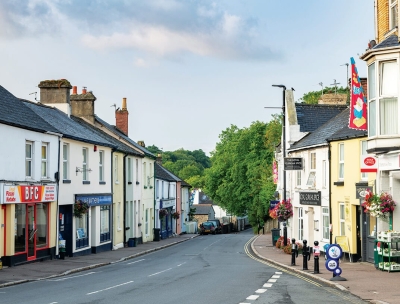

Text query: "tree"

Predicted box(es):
[298, 86, 349, 104]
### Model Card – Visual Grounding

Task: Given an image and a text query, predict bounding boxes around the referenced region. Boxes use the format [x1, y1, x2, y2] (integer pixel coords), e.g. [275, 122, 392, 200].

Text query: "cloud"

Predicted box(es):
[0, 0, 281, 62]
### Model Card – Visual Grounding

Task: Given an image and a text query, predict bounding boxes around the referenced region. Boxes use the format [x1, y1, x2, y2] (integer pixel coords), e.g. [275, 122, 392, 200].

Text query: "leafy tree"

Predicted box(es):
[298, 86, 349, 104]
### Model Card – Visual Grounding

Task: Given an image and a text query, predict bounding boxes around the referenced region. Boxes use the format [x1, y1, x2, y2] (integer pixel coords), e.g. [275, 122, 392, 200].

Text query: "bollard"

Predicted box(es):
[291, 238, 298, 266]
[313, 241, 320, 274]
[302, 240, 311, 270]
[283, 222, 288, 246]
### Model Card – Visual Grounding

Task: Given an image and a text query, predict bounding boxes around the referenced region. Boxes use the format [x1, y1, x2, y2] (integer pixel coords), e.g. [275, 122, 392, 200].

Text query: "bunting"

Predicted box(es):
[349, 57, 367, 130]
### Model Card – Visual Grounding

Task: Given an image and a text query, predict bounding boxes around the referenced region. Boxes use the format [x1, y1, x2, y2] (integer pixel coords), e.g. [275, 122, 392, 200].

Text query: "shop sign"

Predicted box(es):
[2, 184, 57, 204]
[284, 157, 303, 170]
[299, 191, 321, 206]
[378, 154, 398, 171]
[360, 154, 378, 173]
[269, 200, 279, 210]
[160, 199, 176, 209]
[356, 185, 373, 199]
[75, 194, 112, 206]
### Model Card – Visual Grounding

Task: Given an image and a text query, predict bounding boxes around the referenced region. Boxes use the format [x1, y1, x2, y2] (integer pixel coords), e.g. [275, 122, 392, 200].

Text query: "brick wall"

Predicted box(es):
[116, 110, 129, 135]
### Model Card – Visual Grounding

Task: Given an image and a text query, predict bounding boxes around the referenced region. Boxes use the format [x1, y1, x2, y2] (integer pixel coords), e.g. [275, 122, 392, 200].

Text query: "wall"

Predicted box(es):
[113, 151, 125, 249]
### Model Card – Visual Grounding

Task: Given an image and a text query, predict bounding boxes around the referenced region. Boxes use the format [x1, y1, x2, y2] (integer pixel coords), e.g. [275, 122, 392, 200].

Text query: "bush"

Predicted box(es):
[283, 245, 292, 255]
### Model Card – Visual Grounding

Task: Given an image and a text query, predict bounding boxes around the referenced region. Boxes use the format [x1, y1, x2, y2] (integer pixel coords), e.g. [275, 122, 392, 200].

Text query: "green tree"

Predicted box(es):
[298, 86, 349, 104]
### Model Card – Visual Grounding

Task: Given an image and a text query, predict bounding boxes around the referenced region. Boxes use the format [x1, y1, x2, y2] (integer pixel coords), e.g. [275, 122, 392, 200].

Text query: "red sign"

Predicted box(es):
[3, 184, 56, 204]
[361, 155, 378, 173]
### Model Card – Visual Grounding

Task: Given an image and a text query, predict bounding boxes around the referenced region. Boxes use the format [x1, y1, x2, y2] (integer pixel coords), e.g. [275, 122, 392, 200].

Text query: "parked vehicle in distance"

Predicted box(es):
[207, 219, 222, 234]
[199, 222, 216, 235]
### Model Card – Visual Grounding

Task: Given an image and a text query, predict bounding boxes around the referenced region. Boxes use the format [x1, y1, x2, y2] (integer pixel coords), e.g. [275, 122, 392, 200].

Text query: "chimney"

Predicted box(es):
[115, 97, 129, 135]
[70, 86, 96, 124]
[156, 153, 162, 165]
[72, 86, 77, 95]
[38, 79, 72, 105]
[138, 141, 145, 147]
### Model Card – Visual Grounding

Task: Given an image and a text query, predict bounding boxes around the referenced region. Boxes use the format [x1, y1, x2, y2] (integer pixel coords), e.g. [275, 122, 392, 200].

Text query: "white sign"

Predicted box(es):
[360, 154, 378, 173]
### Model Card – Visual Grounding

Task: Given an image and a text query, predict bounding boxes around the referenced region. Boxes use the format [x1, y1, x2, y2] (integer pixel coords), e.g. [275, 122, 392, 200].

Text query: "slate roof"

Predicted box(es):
[0, 85, 59, 134]
[373, 35, 400, 50]
[22, 100, 115, 147]
[95, 115, 156, 158]
[326, 119, 367, 142]
[289, 108, 357, 151]
[71, 116, 143, 156]
[155, 163, 176, 182]
[193, 204, 213, 215]
[295, 104, 348, 133]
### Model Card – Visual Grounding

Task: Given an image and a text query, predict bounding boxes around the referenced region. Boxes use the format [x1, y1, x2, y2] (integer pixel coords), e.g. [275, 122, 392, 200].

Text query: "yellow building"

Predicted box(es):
[329, 133, 376, 262]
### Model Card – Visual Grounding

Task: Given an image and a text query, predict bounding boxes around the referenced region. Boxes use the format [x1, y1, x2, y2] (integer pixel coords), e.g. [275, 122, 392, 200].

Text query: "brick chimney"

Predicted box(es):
[115, 97, 129, 136]
[70, 87, 96, 124]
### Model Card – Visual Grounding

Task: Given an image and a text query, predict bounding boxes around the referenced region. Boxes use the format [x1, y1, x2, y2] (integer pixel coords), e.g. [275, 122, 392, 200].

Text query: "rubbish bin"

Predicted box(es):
[128, 238, 136, 247]
[271, 228, 281, 246]
[222, 224, 228, 234]
[153, 228, 160, 242]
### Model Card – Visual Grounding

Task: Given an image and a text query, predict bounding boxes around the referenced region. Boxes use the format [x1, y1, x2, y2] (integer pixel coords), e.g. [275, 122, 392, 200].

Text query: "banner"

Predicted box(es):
[349, 57, 367, 130]
[273, 160, 278, 184]
[3, 184, 56, 204]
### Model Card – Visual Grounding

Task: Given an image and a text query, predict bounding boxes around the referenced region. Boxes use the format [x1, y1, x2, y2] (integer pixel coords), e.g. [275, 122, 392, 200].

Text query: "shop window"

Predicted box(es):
[76, 213, 89, 249]
[82, 148, 88, 181]
[26, 141, 33, 178]
[36, 203, 48, 248]
[339, 143, 344, 180]
[339, 203, 345, 236]
[298, 208, 303, 241]
[63, 143, 69, 180]
[322, 207, 329, 240]
[99, 150, 104, 182]
[41, 143, 48, 179]
[100, 205, 110, 242]
[15, 204, 27, 253]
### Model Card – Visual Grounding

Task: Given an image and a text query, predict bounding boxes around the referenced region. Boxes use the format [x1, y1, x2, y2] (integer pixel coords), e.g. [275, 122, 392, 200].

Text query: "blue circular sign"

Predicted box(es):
[326, 244, 343, 260]
[325, 259, 338, 272]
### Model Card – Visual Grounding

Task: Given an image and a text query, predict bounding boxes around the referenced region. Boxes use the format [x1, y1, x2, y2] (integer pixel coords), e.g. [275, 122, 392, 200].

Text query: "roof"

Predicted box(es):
[22, 100, 115, 147]
[295, 103, 348, 133]
[95, 115, 156, 158]
[289, 108, 358, 151]
[373, 35, 400, 50]
[155, 163, 176, 182]
[71, 116, 143, 156]
[193, 204, 214, 215]
[0, 86, 60, 134]
[198, 191, 214, 204]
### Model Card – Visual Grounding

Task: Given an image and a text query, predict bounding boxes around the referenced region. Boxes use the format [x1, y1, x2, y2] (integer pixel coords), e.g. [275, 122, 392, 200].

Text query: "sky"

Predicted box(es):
[0, 0, 374, 155]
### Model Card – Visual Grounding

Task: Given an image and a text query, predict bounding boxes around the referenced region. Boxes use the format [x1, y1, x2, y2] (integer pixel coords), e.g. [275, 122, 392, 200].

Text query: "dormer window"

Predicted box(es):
[390, 0, 398, 30]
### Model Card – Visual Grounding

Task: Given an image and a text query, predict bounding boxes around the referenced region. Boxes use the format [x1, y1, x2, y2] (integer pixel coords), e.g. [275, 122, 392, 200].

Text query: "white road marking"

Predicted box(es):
[127, 259, 145, 265]
[148, 268, 172, 277]
[48, 272, 96, 281]
[271, 275, 280, 278]
[268, 279, 277, 282]
[49, 302, 58, 304]
[87, 281, 134, 295]
[255, 289, 267, 293]
[246, 295, 259, 300]
[275, 272, 282, 274]
[263, 283, 273, 288]
[177, 262, 186, 267]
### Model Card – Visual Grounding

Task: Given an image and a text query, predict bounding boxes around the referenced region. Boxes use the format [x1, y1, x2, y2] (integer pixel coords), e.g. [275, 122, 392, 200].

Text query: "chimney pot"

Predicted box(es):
[72, 86, 77, 95]
[82, 87, 87, 94]
[122, 97, 127, 110]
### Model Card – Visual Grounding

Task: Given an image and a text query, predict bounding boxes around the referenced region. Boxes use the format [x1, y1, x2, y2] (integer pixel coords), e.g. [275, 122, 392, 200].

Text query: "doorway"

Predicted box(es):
[2, 205, 6, 257]
[27, 204, 36, 260]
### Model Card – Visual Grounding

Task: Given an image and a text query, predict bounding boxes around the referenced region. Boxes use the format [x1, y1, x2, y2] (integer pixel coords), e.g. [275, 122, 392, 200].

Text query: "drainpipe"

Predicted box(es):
[153, 160, 156, 237]
[123, 154, 128, 246]
[111, 148, 115, 248]
[328, 143, 333, 245]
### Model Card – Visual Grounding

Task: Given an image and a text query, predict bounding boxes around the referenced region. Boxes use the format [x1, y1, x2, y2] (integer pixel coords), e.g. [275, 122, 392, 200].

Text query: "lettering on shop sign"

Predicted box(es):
[3, 184, 56, 204]
[284, 158, 303, 170]
[299, 191, 321, 206]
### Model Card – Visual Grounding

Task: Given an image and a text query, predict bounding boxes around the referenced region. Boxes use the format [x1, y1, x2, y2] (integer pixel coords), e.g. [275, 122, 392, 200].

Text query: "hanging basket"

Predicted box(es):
[74, 200, 89, 218]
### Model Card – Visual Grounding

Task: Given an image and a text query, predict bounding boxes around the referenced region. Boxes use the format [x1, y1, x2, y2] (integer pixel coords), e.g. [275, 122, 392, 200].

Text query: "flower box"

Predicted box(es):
[390, 264, 400, 271]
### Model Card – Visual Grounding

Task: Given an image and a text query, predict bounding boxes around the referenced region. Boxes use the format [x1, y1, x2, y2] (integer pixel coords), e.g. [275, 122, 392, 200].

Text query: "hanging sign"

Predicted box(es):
[360, 154, 378, 173]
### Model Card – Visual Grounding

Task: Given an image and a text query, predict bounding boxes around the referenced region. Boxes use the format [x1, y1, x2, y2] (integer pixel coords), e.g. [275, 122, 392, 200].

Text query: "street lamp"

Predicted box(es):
[271, 84, 287, 246]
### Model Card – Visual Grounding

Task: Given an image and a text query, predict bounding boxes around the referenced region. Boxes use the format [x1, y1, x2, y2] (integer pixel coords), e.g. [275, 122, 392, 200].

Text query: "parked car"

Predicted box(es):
[207, 219, 222, 234]
[199, 222, 216, 235]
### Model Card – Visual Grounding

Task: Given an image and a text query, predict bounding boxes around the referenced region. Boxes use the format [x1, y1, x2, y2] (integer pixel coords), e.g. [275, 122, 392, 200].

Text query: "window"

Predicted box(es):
[310, 152, 316, 170]
[379, 61, 398, 135]
[368, 62, 376, 100]
[128, 158, 132, 183]
[82, 148, 88, 181]
[322, 207, 329, 240]
[114, 155, 118, 183]
[41, 143, 48, 178]
[369, 100, 376, 136]
[149, 163, 152, 187]
[306, 172, 316, 187]
[143, 162, 147, 187]
[100, 205, 111, 242]
[145, 209, 149, 235]
[99, 150, 104, 182]
[306, 152, 316, 187]
[361, 141, 368, 181]
[26, 141, 33, 178]
[298, 208, 303, 241]
[322, 160, 327, 188]
[15, 204, 26, 253]
[76, 213, 89, 249]
[63, 143, 69, 179]
[36, 203, 48, 248]
[339, 203, 345, 236]
[339, 143, 344, 180]
[390, 0, 398, 30]
[162, 181, 165, 199]
[136, 159, 139, 183]
[156, 180, 160, 198]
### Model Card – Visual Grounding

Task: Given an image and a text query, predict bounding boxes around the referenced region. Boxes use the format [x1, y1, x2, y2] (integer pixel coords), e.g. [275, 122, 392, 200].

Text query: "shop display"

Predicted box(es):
[377, 231, 400, 272]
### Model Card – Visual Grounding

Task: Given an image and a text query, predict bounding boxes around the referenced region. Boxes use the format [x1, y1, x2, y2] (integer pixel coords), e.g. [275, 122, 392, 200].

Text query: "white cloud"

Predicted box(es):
[134, 58, 147, 67]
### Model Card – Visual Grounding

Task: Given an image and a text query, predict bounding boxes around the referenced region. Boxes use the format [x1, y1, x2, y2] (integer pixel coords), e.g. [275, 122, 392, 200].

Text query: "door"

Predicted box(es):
[2, 205, 6, 257]
[356, 206, 362, 262]
[27, 204, 36, 260]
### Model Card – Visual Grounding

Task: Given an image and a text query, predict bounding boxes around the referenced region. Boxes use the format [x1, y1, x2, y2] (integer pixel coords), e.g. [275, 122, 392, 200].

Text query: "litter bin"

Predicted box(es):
[153, 228, 160, 242]
[128, 238, 136, 247]
[271, 228, 281, 246]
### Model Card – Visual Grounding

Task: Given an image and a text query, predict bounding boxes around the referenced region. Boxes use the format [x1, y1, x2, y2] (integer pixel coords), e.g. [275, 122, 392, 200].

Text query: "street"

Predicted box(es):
[0, 230, 366, 304]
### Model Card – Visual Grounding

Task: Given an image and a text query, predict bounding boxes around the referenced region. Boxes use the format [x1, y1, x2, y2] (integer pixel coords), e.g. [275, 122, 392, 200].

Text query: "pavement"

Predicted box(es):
[0, 232, 397, 304]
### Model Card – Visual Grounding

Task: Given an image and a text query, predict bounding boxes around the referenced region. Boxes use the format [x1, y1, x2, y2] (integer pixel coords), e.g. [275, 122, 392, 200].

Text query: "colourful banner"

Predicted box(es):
[3, 184, 57, 204]
[273, 160, 278, 184]
[349, 57, 367, 130]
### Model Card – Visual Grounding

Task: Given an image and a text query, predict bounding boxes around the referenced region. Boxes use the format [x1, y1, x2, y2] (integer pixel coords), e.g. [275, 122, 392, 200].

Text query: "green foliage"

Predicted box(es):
[204, 119, 281, 228]
[298, 86, 350, 104]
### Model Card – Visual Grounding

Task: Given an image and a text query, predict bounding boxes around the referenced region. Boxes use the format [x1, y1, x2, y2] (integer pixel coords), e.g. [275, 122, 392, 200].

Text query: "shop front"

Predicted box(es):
[59, 193, 112, 257]
[160, 199, 175, 239]
[1, 183, 57, 266]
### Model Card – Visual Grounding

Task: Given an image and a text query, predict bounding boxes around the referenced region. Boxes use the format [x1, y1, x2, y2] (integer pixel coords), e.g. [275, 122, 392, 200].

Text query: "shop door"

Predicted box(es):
[2, 205, 6, 257]
[27, 204, 37, 260]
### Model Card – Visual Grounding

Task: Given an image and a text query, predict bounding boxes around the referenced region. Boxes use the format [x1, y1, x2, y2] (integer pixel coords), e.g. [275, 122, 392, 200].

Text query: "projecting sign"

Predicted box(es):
[284, 157, 303, 170]
[360, 154, 378, 173]
[355, 185, 373, 199]
[299, 191, 321, 206]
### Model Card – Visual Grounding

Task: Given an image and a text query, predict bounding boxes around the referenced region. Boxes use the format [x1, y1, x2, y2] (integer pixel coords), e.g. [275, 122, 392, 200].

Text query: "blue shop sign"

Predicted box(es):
[270, 200, 279, 210]
[75, 194, 112, 206]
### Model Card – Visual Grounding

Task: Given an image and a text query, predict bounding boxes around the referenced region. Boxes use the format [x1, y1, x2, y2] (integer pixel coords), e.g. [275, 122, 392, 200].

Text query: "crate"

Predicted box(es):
[390, 264, 400, 271]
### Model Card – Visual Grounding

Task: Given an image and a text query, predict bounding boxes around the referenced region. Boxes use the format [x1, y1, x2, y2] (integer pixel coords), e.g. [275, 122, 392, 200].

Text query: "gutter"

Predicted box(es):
[328, 142, 333, 245]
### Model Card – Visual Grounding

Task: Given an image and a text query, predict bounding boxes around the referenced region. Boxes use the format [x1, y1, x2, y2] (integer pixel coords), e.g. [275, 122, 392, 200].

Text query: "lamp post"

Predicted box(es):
[271, 84, 287, 246]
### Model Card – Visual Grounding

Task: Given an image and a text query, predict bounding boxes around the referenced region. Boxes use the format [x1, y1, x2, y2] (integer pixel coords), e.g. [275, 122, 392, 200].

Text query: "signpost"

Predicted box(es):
[284, 157, 303, 170]
[325, 244, 347, 281]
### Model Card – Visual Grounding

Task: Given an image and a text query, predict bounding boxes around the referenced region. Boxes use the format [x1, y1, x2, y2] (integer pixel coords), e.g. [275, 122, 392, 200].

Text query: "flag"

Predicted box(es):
[273, 160, 278, 184]
[349, 57, 367, 130]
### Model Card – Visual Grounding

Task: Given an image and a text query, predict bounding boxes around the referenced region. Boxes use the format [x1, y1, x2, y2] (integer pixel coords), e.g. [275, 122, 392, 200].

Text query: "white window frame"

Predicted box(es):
[339, 143, 344, 180]
[136, 159, 139, 183]
[82, 148, 88, 181]
[306, 152, 316, 187]
[379, 61, 398, 136]
[114, 154, 119, 184]
[148, 163, 152, 187]
[41, 143, 48, 179]
[322, 207, 329, 240]
[128, 158, 132, 183]
[26, 141, 33, 178]
[390, 0, 398, 30]
[63, 143, 69, 180]
[361, 141, 368, 181]
[322, 160, 327, 188]
[99, 150, 104, 182]
[298, 208, 303, 241]
[296, 170, 301, 187]
[339, 203, 345, 236]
